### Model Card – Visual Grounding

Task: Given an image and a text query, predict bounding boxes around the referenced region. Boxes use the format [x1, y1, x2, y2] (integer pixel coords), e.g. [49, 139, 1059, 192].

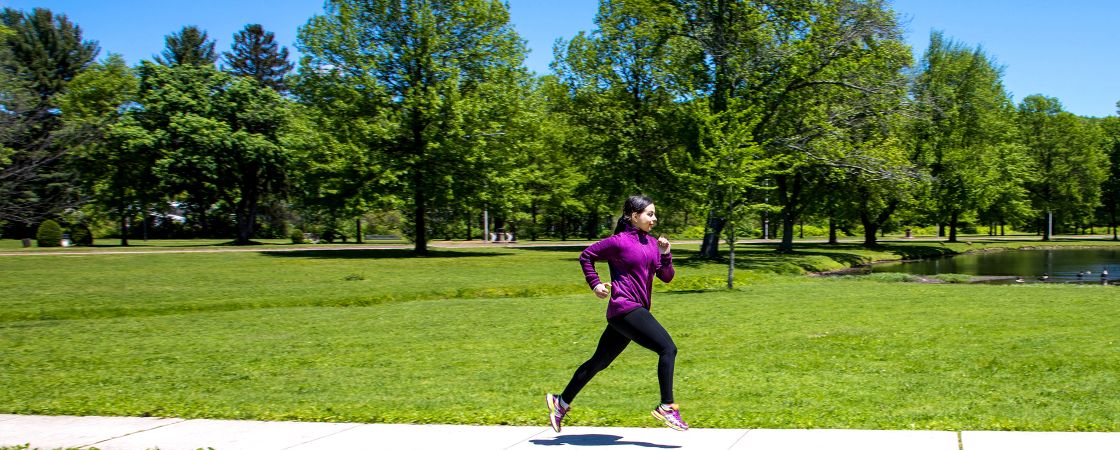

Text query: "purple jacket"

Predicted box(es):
[579, 224, 675, 318]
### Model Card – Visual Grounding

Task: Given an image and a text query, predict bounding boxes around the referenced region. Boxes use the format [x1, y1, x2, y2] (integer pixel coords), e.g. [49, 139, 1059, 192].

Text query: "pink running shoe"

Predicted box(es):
[545, 393, 571, 432]
[652, 403, 689, 431]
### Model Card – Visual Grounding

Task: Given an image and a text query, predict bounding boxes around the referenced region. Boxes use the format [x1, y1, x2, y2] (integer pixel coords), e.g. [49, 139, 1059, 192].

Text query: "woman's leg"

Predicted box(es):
[609, 308, 678, 404]
[559, 324, 631, 404]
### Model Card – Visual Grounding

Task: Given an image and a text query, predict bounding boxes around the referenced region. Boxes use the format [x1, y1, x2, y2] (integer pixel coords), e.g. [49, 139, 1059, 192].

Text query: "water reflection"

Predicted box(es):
[873, 248, 1120, 284]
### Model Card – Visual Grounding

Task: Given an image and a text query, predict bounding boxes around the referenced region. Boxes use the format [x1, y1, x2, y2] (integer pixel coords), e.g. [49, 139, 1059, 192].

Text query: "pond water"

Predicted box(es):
[872, 248, 1120, 283]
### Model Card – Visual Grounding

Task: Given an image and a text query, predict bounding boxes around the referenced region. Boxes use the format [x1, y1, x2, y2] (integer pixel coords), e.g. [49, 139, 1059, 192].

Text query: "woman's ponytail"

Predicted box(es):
[613, 215, 630, 235]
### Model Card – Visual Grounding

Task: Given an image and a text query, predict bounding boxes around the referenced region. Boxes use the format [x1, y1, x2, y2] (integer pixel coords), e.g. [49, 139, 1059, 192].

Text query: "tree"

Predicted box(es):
[663, 0, 911, 255]
[552, 0, 701, 239]
[223, 24, 293, 92]
[130, 62, 293, 244]
[1098, 114, 1120, 240]
[909, 31, 1018, 242]
[1017, 95, 1107, 240]
[155, 25, 217, 67]
[298, 0, 529, 253]
[0, 8, 98, 230]
[520, 75, 593, 241]
[56, 53, 144, 245]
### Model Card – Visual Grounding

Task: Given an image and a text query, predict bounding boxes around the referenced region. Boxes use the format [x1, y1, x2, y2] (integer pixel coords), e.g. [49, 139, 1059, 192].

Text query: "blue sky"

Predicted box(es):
[3, 0, 1118, 117]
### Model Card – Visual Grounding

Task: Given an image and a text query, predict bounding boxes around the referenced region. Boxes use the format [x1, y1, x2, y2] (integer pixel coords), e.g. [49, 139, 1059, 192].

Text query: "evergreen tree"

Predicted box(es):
[0, 8, 98, 229]
[223, 24, 293, 92]
[155, 25, 217, 67]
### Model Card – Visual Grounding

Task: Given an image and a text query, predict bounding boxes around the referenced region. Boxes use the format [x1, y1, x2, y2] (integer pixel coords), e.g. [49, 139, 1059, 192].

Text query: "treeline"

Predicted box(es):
[2, 0, 1119, 254]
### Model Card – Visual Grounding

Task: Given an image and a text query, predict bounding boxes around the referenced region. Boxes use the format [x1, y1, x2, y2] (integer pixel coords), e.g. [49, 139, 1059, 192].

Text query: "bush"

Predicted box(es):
[860, 272, 920, 283]
[69, 224, 94, 246]
[36, 220, 63, 247]
[679, 225, 707, 240]
[290, 229, 305, 244]
[933, 273, 972, 284]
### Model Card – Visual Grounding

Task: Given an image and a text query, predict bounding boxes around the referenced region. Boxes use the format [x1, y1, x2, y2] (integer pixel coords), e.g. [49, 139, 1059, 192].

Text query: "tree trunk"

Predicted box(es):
[699, 212, 725, 259]
[780, 212, 796, 252]
[1042, 212, 1051, 241]
[863, 222, 879, 246]
[119, 215, 129, 247]
[413, 171, 428, 254]
[117, 189, 129, 246]
[585, 211, 599, 240]
[1112, 210, 1118, 241]
[235, 194, 259, 245]
[861, 208, 878, 247]
[828, 216, 838, 245]
[947, 211, 959, 242]
[776, 174, 802, 253]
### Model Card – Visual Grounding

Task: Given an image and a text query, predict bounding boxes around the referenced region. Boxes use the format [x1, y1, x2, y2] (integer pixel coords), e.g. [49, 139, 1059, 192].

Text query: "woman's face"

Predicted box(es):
[630, 203, 657, 233]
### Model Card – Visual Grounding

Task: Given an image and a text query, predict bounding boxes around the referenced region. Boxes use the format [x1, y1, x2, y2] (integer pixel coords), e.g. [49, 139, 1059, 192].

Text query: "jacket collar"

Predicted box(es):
[623, 223, 649, 237]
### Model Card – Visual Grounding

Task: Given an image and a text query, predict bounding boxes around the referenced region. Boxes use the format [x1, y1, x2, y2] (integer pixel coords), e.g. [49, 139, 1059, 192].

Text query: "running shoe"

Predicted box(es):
[545, 393, 571, 432]
[651, 403, 689, 431]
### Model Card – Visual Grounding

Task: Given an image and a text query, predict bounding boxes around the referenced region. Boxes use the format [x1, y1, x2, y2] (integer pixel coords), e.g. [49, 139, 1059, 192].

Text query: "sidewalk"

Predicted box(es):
[2, 415, 1119, 450]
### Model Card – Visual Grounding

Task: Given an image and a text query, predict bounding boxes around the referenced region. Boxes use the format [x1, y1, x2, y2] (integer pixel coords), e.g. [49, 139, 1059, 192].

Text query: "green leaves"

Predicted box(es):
[126, 62, 294, 243]
[296, 0, 529, 251]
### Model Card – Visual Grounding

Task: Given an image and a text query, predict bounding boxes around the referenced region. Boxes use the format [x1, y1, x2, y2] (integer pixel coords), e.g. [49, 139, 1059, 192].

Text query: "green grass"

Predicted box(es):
[2, 240, 1120, 431]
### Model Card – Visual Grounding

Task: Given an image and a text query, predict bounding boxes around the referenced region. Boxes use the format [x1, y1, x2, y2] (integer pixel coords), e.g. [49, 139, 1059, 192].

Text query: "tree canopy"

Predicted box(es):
[3, 2, 1119, 252]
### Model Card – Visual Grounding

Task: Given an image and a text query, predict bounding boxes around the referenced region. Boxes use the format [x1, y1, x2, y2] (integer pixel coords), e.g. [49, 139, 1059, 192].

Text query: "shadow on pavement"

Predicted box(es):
[529, 434, 681, 448]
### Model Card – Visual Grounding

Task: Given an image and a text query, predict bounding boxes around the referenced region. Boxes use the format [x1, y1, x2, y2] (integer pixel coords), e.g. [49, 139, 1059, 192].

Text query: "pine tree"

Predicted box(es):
[223, 24, 293, 92]
[0, 8, 98, 229]
[155, 25, 217, 67]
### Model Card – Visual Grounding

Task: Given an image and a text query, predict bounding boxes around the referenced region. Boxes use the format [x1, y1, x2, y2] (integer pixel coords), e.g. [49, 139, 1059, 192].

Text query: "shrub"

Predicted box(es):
[36, 220, 63, 247]
[290, 229, 305, 244]
[933, 273, 972, 284]
[678, 225, 707, 240]
[860, 272, 920, 283]
[69, 224, 94, 246]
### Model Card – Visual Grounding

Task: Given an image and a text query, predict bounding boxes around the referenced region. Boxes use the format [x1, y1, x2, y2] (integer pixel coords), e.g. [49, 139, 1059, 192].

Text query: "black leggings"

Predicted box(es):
[560, 307, 677, 405]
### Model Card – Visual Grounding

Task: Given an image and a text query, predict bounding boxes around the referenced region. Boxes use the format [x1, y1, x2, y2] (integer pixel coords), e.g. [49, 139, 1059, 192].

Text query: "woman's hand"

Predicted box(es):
[593, 282, 611, 299]
[658, 235, 671, 254]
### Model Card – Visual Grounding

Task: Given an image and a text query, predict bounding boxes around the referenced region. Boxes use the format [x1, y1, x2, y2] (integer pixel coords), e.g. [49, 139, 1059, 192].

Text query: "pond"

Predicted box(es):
[872, 248, 1120, 284]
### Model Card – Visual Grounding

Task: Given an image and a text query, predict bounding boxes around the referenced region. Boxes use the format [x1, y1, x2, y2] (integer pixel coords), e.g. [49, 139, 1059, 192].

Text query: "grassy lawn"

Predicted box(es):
[1, 239, 1119, 431]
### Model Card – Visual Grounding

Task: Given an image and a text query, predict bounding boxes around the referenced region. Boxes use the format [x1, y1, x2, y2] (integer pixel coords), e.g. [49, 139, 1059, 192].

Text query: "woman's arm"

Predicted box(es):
[579, 237, 616, 292]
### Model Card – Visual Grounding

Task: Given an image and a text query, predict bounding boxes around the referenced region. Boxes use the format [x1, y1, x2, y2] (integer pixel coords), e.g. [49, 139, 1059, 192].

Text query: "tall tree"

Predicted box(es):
[0, 8, 98, 229]
[155, 25, 217, 67]
[223, 24, 293, 92]
[130, 62, 293, 244]
[1017, 95, 1107, 240]
[56, 53, 145, 245]
[1098, 114, 1120, 240]
[298, 0, 529, 253]
[552, 0, 700, 239]
[665, 0, 911, 255]
[909, 31, 1017, 242]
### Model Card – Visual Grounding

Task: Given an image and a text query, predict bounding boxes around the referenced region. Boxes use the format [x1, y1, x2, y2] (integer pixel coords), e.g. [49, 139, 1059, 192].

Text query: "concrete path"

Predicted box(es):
[2, 414, 1119, 450]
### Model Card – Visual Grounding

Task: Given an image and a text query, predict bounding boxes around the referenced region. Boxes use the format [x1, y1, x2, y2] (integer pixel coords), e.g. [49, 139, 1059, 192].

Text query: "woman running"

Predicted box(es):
[545, 195, 688, 432]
